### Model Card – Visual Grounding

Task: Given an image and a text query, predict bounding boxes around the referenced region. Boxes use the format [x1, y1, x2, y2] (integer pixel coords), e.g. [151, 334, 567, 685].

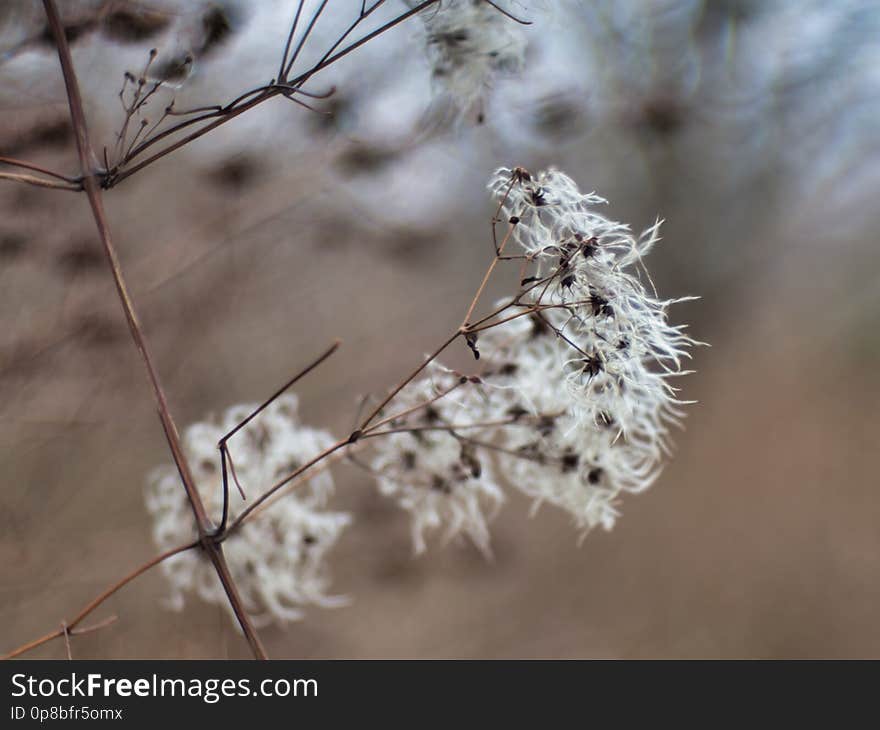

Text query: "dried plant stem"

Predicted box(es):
[0, 171, 80, 191]
[365, 380, 466, 434]
[278, 0, 307, 82]
[479, 0, 532, 25]
[356, 332, 461, 432]
[466, 300, 589, 334]
[10, 0, 448, 661]
[112, 89, 271, 185]
[66, 543, 197, 633]
[357, 188, 522, 434]
[462, 221, 517, 326]
[5, 153, 533, 658]
[360, 414, 558, 439]
[5, 186, 545, 659]
[217, 340, 341, 534]
[225, 439, 350, 536]
[245, 450, 349, 521]
[3, 616, 119, 661]
[0, 155, 80, 183]
[452, 433, 563, 465]
[223, 341, 341, 444]
[2, 539, 196, 660]
[42, 0, 267, 660]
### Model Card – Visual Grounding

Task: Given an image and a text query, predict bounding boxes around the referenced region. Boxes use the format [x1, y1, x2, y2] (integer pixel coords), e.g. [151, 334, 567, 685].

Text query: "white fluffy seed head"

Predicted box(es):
[144, 394, 349, 627]
[481, 166, 698, 530]
[369, 363, 505, 557]
[369, 166, 698, 548]
[412, 0, 528, 121]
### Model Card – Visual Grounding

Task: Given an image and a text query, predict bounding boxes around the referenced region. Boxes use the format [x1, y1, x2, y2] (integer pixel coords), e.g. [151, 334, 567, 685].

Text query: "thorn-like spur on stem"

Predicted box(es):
[216, 340, 341, 535]
[60, 622, 72, 660]
[41, 0, 268, 660]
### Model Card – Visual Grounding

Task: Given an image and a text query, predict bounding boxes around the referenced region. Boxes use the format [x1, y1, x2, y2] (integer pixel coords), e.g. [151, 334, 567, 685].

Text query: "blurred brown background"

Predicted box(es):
[1, 0, 878, 658]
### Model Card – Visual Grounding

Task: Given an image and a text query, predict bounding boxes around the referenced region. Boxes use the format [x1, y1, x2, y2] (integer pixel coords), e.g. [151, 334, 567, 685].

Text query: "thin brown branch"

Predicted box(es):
[294, 0, 439, 86]
[69, 542, 197, 637]
[0, 155, 79, 183]
[365, 379, 466, 434]
[357, 331, 461, 432]
[222, 340, 341, 445]
[0, 171, 80, 191]
[480, 0, 533, 25]
[216, 340, 341, 533]
[112, 89, 273, 184]
[451, 433, 562, 466]
[42, 0, 207, 531]
[465, 271, 559, 328]
[224, 439, 350, 537]
[533, 309, 589, 358]
[462, 179, 518, 325]
[279, 0, 307, 82]
[2, 539, 196, 660]
[243, 450, 349, 522]
[359, 416, 549, 439]
[465, 299, 587, 334]
[283, 0, 331, 81]
[3, 616, 119, 661]
[286, 0, 388, 83]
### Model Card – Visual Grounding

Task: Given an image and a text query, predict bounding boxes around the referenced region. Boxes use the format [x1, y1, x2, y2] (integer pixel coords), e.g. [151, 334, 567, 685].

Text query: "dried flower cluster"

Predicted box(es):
[369, 363, 506, 556]
[145, 394, 349, 626]
[369, 167, 697, 548]
[410, 0, 528, 120]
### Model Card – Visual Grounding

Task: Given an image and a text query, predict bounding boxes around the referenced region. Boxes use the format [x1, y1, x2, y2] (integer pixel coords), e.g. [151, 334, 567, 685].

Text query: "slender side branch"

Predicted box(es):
[224, 439, 350, 536]
[356, 332, 461, 432]
[0, 155, 80, 183]
[3, 617, 119, 662]
[365, 380, 467, 434]
[223, 340, 341, 445]
[217, 340, 341, 534]
[0, 171, 80, 191]
[2, 540, 196, 660]
[279, 0, 307, 82]
[462, 184, 518, 325]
